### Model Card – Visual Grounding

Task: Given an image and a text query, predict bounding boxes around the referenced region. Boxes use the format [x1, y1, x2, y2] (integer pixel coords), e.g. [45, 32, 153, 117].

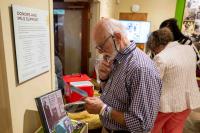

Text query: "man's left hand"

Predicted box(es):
[84, 97, 105, 114]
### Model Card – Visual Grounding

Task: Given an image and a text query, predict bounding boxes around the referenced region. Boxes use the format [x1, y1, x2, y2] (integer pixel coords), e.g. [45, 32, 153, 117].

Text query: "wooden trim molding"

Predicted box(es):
[119, 12, 147, 21]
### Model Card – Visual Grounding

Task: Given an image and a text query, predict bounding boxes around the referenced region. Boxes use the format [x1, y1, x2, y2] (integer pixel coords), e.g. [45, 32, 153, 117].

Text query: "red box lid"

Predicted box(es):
[63, 74, 91, 83]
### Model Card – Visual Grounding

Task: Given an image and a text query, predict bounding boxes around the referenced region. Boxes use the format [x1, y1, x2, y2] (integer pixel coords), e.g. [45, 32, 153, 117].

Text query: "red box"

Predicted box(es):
[63, 74, 94, 103]
[63, 74, 91, 83]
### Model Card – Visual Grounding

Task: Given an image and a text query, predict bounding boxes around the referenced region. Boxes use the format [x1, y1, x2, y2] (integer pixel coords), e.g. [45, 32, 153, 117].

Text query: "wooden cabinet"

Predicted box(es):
[119, 12, 147, 21]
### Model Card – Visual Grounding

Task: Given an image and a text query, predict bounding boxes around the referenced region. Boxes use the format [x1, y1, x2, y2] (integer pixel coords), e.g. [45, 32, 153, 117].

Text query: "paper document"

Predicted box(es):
[70, 85, 88, 97]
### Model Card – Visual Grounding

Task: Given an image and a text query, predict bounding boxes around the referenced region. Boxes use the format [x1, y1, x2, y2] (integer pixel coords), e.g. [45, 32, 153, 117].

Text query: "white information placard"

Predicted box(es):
[12, 5, 50, 83]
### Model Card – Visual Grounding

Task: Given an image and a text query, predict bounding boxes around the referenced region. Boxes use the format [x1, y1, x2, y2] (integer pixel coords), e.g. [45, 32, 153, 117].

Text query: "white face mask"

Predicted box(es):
[99, 36, 120, 63]
[102, 44, 118, 63]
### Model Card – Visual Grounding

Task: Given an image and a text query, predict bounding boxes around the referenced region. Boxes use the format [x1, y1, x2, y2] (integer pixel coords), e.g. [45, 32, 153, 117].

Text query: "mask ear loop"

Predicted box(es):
[111, 35, 136, 55]
[111, 35, 120, 53]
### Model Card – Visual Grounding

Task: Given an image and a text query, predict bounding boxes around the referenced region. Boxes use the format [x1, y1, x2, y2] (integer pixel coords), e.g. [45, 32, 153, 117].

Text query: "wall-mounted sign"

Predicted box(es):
[12, 5, 50, 83]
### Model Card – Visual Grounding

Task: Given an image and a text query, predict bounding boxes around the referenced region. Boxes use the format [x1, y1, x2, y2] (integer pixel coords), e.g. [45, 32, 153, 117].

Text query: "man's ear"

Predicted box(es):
[113, 32, 123, 51]
[113, 32, 121, 41]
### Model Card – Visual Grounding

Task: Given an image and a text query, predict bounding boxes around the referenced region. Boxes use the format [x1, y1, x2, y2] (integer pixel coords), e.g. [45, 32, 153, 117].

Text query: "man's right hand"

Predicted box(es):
[98, 60, 112, 81]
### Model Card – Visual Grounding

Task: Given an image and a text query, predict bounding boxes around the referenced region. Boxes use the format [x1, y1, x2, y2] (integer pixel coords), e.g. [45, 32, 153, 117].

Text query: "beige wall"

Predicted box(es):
[99, 0, 116, 18]
[0, 0, 55, 133]
[115, 0, 177, 31]
[89, 1, 100, 75]
[0, 11, 13, 133]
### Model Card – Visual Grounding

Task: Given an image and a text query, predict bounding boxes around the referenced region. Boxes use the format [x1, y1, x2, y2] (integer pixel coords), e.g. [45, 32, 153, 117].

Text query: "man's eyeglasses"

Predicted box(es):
[95, 35, 113, 52]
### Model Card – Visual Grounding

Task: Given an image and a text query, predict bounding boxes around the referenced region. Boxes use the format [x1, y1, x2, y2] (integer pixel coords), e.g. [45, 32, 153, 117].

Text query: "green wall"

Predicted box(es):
[175, 0, 186, 29]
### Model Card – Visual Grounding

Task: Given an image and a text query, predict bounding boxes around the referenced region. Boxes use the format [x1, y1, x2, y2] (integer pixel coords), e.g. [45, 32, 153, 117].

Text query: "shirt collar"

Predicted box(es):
[114, 42, 136, 63]
[164, 41, 178, 49]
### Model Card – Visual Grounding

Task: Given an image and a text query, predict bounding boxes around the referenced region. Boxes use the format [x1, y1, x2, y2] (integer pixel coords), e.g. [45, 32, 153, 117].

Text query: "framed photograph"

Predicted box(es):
[35, 89, 66, 133]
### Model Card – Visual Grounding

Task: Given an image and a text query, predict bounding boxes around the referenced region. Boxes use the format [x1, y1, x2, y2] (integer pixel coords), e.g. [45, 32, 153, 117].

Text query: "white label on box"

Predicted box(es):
[70, 81, 94, 89]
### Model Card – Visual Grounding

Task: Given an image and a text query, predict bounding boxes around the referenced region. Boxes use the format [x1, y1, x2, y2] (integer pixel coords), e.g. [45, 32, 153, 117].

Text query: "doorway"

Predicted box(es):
[53, 1, 90, 75]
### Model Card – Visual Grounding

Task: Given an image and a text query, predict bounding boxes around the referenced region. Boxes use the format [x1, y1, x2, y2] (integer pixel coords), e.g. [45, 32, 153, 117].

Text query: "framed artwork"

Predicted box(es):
[182, 0, 200, 36]
[35, 90, 66, 133]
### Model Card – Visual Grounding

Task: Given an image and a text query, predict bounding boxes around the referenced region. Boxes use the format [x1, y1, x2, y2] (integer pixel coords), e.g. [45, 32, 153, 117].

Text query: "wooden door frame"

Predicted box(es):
[53, 1, 90, 74]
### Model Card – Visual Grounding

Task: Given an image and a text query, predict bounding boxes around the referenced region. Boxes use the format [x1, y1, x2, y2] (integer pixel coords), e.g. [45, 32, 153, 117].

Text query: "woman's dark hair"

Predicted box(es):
[55, 49, 59, 56]
[159, 18, 185, 41]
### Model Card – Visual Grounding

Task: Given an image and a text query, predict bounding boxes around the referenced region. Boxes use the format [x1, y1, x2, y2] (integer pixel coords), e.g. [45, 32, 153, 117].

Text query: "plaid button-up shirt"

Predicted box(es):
[100, 43, 162, 133]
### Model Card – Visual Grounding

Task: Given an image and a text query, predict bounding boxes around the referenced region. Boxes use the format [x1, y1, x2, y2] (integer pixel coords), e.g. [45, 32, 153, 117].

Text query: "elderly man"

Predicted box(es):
[84, 18, 162, 133]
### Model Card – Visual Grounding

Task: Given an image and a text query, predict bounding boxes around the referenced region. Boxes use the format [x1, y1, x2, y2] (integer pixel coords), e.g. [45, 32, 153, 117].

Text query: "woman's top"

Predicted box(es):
[154, 41, 200, 112]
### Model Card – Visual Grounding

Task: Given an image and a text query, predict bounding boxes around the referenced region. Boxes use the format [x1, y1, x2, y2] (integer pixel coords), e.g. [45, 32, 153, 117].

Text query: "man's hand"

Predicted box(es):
[84, 97, 105, 114]
[99, 60, 112, 81]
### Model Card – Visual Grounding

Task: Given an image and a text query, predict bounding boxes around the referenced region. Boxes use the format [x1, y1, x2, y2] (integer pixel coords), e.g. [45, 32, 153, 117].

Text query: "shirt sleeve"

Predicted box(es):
[124, 67, 162, 133]
[153, 55, 166, 79]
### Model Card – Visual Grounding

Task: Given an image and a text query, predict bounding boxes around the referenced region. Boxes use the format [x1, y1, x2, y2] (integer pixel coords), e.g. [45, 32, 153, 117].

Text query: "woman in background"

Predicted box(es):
[160, 18, 200, 87]
[147, 28, 200, 133]
[55, 50, 65, 95]
[159, 18, 192, 45]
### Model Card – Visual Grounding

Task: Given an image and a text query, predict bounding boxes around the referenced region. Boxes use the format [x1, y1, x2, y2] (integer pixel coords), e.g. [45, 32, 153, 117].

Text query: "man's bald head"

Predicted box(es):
[93, 18, 129, 44]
